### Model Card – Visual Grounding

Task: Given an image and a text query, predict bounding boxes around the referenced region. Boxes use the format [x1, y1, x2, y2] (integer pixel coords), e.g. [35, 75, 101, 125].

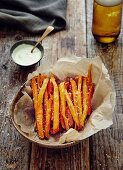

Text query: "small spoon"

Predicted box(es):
[31, 26, 54, 53]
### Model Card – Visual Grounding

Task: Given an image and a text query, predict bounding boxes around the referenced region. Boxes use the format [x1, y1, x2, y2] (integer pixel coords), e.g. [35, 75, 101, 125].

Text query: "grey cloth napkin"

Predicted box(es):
[0, 0, 67, 33]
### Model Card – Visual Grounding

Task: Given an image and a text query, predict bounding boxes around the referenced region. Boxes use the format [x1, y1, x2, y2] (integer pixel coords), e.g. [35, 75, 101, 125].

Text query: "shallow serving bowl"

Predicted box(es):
[10, 56, 115, 148]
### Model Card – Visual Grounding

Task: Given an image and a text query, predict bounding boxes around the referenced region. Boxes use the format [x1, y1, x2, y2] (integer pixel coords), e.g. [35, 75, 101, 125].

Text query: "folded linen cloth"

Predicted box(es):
[0, 0, 67, 33]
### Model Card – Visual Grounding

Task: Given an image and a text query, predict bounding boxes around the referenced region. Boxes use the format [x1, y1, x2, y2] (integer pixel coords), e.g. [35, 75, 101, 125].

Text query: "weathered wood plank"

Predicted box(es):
[30, 0, 90, 170]
[0, 31, 37, 170]
[30, 141, 89, 170]
[86, 0, 123, 169]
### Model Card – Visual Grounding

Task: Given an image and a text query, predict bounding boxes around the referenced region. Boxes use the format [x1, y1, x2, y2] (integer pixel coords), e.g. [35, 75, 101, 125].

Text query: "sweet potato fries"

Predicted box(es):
[31, 65, 94, 139]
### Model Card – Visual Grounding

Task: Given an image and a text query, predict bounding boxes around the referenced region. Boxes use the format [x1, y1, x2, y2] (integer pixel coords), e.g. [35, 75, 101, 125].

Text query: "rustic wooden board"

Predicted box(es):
[30, 0, 90, 170]
[0, 31, 37, 170]
[1, 0, 123, 169]
[30, 141, 90, 170]
[86, 1, 123, 169]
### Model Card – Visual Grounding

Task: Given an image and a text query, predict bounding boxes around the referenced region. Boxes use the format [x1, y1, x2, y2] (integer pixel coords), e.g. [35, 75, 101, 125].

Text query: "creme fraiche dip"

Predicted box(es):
[12, 44, 42, 66]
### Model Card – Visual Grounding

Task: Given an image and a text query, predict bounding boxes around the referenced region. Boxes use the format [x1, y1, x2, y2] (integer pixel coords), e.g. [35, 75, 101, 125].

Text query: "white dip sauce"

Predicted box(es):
[12, 44, 42, 66]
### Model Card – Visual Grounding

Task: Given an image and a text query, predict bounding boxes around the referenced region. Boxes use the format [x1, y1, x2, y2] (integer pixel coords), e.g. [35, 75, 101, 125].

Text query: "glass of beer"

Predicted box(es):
[92, 0, 123, 43]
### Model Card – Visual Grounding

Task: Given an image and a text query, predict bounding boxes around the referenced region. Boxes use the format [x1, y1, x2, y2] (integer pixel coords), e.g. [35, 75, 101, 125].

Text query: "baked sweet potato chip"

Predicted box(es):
[50, 76, 60, 134]
[77, 76, 83, 128]
[44, 90, 52, 138]
[32, 77, 49, 139]
[81, 77, 89, 127]
[65, 89, 79, 127]
[59, 82, 69, 130]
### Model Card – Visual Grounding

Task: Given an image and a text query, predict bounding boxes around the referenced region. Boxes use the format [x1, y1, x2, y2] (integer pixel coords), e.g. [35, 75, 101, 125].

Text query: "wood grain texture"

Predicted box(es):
[1, 0, 123, 170]
[30, 0, 90, 170]
[0, 31, 37, 170]
[30, 141, 89, 170]
[86, 0, 123, 169]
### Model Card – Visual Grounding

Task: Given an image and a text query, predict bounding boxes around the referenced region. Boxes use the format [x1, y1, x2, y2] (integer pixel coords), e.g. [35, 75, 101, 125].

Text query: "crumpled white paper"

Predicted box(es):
[14, 56, 115, 144]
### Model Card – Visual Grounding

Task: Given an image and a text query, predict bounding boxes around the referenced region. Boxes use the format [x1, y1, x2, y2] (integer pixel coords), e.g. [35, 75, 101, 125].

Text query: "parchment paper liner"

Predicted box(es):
[11, 56, 116, 148]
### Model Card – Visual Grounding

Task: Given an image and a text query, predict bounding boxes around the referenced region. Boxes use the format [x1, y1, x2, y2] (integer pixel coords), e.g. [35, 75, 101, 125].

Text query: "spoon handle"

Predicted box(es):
[31, 26, 54, 53]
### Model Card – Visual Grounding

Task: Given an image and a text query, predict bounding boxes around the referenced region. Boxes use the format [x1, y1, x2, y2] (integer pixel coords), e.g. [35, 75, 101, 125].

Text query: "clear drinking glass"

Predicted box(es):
[92, 0, 123, 43]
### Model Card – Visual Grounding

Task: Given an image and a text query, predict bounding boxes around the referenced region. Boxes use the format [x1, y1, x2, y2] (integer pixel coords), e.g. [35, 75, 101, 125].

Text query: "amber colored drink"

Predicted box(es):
[92, 0, 122, 43]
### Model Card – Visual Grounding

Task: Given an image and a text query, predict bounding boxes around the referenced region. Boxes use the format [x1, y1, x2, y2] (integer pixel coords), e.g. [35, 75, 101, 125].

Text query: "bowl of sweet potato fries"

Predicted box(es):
[10, 57, 115, 148]
[31, 65, 94, 139]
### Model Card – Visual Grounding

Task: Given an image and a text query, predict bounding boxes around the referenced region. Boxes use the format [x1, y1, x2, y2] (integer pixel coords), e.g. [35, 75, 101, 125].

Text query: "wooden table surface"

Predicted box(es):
[0, 0, 123, 169]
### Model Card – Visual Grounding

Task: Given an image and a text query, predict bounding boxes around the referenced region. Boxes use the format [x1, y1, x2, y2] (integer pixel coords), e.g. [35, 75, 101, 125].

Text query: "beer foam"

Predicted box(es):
[96, 0, 123, 6]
